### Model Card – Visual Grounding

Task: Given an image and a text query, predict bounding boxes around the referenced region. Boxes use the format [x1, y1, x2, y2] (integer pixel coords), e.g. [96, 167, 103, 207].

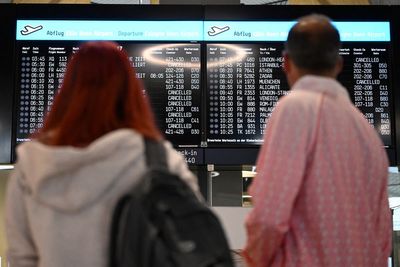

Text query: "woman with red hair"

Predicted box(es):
[6, 41, 200, 267]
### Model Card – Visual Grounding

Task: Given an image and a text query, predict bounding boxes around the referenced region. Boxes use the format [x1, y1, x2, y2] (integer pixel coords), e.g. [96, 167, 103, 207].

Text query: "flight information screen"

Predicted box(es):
[204, 21, 393, 147]
[15, 20, 203, 149]
[14, 19, 394, 163]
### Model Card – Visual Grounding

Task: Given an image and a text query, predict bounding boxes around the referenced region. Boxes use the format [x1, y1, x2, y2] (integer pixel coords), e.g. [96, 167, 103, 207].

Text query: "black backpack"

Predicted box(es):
[109, 139, 234, 267]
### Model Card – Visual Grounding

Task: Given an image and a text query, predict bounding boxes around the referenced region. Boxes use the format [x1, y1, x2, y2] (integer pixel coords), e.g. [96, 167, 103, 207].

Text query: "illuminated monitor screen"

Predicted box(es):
[12, 16, 395, 165]
[14, 20, 202, 149]
[203, 21, 393, 147]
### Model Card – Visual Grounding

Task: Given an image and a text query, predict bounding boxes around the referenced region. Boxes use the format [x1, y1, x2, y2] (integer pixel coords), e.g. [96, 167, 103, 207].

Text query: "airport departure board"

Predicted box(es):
[13, 19, 395, 165]
[204, 21, 393, 147]
[15, 21, 203, 149]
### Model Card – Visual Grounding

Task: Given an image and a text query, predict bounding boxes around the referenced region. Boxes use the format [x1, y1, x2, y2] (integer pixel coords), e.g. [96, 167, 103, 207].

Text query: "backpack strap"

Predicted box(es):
[144, 138, 168, 170]
[109, 139, 169, 267]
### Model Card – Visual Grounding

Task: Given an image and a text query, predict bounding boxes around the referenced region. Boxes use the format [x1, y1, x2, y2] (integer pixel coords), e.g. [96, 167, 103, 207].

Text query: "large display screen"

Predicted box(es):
[204, 21, 393, 147]
[15, 20, 203, 149]
[6, 4, 399, 165]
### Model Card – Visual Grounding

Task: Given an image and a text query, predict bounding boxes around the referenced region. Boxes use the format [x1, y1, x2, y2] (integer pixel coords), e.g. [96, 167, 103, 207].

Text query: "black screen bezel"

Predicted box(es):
[4, 4, 399, 166]
[0, 4, 16, 164]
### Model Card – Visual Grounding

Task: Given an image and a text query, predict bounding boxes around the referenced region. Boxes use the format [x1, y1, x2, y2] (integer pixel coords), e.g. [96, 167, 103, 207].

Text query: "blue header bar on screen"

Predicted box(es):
[16, 20, 390, 42]
[204, 21, 391, 42]
[334, 22, 390, 42]
[16, 20, 204, 41]
[204, 21, 296, 41]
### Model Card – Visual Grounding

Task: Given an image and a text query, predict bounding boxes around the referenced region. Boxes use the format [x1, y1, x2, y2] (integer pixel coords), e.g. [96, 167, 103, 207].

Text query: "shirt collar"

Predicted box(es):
[291, 75, 351, 101]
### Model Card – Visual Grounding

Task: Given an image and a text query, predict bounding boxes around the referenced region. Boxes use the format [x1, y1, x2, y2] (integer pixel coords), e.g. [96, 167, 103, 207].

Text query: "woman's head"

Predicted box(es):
[38, 41, 162, 146]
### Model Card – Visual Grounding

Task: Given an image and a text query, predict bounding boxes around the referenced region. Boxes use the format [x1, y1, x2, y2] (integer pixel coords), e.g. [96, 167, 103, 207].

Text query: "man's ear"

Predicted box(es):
[282, 52, 291, 75]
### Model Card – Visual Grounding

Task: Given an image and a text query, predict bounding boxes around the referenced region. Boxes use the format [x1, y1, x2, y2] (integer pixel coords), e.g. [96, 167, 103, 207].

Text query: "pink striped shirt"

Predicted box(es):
[244, 75, 392, 267]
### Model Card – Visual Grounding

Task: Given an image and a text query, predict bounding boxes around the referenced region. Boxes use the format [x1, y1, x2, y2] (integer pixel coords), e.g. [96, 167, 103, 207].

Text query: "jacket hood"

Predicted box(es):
[15, 129, 144, 212]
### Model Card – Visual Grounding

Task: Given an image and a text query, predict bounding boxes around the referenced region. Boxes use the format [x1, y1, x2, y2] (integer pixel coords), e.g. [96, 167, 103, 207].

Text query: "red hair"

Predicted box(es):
[37, 41, 162, 146]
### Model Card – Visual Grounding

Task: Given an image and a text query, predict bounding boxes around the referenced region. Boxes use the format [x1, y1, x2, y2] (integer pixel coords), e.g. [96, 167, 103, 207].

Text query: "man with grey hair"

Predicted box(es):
[244, 14, 391, 267]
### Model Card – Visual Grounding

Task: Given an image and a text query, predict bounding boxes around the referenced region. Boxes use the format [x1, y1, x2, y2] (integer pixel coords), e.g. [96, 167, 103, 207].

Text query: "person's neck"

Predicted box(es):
[290, 70, 336, 86]
[297, 69, 337, 79]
